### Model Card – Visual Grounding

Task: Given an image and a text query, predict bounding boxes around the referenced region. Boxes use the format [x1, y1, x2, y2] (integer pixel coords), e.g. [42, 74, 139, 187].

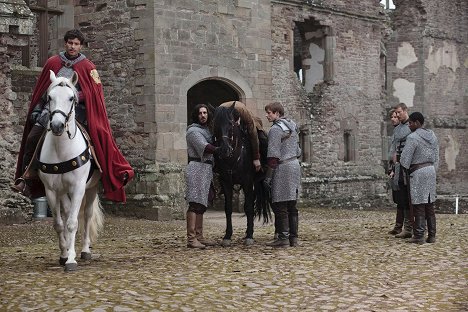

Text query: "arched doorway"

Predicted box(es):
[187, 79, 239, 124]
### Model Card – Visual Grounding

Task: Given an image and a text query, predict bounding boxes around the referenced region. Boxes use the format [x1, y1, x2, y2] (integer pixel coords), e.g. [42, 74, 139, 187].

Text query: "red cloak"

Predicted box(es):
[15, 55, 134, 202]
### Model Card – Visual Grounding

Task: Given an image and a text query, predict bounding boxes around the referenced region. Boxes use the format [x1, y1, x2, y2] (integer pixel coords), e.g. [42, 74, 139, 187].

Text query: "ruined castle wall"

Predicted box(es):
[271, 0, 389, 208]
[387, 0, 467, 210]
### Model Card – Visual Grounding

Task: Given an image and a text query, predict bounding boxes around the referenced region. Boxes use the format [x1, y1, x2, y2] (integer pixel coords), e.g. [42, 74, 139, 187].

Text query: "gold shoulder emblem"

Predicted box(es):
[90, 69, 101, 84]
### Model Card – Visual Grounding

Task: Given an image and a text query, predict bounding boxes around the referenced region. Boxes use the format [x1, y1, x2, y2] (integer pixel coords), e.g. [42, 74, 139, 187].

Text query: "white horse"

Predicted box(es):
[38, 70, 104, 272]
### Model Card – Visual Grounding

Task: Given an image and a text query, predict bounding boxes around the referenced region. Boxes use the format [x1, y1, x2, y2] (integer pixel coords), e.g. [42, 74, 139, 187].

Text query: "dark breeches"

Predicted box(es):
[188, 202, 207, 215]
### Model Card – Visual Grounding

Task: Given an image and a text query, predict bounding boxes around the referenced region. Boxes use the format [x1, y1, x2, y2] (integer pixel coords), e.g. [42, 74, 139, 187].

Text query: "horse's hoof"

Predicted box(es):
[80, 252, 92, 260]
[64, 262, 78, 272]
[244, 238, 255, 246]
[221, 239, 232, 247]
[59, 257, 67, 266]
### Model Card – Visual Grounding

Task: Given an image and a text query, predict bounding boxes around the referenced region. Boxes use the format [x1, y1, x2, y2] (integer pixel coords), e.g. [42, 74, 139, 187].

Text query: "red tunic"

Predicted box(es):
[15, 55, 134, 202]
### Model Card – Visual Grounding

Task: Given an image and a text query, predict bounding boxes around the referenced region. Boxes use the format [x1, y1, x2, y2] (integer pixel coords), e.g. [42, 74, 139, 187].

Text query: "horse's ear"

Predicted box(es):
[49, 70, 57, 83]
[71, 71, 79, 86]
[230, 101, 236, 109]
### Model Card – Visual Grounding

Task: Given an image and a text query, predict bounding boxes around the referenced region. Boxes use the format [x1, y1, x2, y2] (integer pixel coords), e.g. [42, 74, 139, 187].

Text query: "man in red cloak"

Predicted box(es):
[12, 29, 134, 202]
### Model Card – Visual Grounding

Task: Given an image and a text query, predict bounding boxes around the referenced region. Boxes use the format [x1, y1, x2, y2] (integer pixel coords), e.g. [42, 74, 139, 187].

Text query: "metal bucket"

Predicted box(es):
[32, 197, 49, 218]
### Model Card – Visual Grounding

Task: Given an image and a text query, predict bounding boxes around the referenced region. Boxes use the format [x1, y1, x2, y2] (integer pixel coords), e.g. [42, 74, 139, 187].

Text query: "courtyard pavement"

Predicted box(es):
[0, 208, 466, 311]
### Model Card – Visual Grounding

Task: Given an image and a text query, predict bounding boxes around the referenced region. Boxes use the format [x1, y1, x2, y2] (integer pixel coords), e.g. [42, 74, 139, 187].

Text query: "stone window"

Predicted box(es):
[26, 0, 63, 67]
[340, 117, 358, 162]
[293, 20, 335, 92]
[343, 130, 355, 162]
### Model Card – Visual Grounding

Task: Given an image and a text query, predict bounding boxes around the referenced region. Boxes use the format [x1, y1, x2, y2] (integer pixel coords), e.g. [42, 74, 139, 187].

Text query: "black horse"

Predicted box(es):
[212, 102, 270, 246]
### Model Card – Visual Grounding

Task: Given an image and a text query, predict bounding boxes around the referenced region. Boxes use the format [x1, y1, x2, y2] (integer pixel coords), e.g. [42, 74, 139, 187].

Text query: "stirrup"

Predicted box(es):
[11, 178, 31, 197]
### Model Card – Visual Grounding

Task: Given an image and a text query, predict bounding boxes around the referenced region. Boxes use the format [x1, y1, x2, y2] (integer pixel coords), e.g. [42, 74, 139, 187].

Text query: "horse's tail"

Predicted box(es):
[254, 175, 272, 224]
[79, 194, 104, 244]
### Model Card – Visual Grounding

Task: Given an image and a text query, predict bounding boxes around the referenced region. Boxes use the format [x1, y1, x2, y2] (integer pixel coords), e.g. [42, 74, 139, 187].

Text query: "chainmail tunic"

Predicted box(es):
[400, 128, 439, 204]
[185, 123, 214, 207]
[391, 120, 411, 187]
[35, 52, 87, 128]
[267, 118, 301, 203]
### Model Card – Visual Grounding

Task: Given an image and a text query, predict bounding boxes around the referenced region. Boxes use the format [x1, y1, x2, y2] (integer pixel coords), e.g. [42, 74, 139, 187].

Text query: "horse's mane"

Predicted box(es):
[213, 106, 232, 126]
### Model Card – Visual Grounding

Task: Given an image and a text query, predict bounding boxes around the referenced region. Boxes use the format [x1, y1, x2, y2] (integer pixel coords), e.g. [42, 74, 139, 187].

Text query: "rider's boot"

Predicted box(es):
[187, 211, 205, 249]
[195, 213, 216, 246]
[11, 125, 44, 197]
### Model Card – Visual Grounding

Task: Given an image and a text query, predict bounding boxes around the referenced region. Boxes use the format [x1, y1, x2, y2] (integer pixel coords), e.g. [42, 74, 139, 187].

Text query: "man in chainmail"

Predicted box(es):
[12, 29, 133, 202]
[387, 108, 403, 235]
[185, 104, 218, 249]
[264, 102, 301, 247]
[390, 103, 413, 239]
[400, 112, 439, 244]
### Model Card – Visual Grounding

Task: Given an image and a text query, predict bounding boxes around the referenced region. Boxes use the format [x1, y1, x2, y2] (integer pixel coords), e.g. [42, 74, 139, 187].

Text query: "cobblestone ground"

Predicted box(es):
[0, 208, 466, 311]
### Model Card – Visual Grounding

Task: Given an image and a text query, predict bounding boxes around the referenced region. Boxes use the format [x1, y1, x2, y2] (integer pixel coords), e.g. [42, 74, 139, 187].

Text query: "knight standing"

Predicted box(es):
[264, 102, 301, 247]
[391, 103, 413, 239]
[400, 112, 439, 244]
[185, 104, 218, 249]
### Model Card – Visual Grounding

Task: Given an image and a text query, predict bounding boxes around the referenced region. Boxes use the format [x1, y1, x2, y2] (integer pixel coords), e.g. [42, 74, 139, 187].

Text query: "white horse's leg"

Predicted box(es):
[44, 189, 68, 265]
[81, 186, 99, 260]
[62, 190, 85, 272]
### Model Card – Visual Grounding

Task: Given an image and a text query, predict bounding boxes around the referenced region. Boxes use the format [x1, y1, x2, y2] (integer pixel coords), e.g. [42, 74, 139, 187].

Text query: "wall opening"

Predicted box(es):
[294, 19, 334, 92]
[187, 79, 239, 124]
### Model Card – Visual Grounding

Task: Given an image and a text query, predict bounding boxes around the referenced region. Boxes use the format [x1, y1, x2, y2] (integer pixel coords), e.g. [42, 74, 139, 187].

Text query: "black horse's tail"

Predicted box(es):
[254, 172, 272, 224]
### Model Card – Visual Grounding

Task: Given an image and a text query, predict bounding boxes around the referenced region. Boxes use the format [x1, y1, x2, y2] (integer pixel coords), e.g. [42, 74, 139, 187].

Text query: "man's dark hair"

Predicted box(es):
[191, 104, 212, 125]
[64, 29, 85, 44]
[408, 112, 424, 125]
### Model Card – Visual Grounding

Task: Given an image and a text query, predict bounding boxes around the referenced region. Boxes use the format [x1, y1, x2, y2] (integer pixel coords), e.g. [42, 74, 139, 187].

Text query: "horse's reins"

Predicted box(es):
[47, 81, 78, 139]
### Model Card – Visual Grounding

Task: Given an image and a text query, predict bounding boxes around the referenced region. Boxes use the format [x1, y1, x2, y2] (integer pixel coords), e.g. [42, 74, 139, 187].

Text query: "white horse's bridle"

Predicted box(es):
[47, 81, 78, 139]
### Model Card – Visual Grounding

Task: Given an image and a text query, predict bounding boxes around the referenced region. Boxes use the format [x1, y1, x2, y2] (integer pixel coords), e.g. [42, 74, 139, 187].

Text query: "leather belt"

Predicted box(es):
[409, 162, 433, 174]
[188, 157, 213, 165]
[279, 157, 298, 164]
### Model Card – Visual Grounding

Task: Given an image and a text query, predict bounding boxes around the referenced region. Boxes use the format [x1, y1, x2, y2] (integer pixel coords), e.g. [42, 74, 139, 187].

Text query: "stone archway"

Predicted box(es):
[186, 79, 239, 125]
[179, 66, 254, 125]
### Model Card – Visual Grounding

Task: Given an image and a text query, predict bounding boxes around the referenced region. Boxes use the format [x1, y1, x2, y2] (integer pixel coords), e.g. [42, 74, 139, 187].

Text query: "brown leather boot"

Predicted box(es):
[187, 211, 205, 249]
[395, 217, 412, 238]
[195, 213, 216, 246]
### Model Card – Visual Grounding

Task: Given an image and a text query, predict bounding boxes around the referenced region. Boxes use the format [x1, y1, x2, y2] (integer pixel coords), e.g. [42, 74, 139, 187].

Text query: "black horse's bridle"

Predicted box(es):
[47, 82, 78, 139]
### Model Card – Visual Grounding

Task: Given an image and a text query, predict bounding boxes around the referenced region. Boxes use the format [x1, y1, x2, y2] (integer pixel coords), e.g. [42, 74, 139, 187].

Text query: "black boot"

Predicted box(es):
[267, 203, 289, 248]
[289, 214, 299, 247]
[409, 205, 425, 244]
[426, 216, 436, 243]
[426, 204, 436, 243]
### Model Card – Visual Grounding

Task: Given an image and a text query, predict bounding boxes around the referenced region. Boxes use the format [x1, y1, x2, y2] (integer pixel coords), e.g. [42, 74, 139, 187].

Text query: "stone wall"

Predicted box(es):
[271, 0, 389, 209]
[0, 0, 35, 224]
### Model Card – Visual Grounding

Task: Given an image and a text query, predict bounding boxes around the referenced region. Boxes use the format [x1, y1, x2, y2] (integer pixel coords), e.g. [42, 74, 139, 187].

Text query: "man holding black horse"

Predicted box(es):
[12, 29, 133, 202]
[185, 104, 218, 249]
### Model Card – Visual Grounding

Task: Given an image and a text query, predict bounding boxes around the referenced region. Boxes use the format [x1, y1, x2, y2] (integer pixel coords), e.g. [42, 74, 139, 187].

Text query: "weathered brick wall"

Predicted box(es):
[0, 3, 35, 223]
[271, 0, 389, 208]
[388, 0, 467, 211]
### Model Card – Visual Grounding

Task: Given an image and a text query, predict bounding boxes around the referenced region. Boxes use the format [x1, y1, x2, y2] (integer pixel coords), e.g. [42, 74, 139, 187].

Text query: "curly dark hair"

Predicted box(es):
[64, 29, 85, 44]
[191, 104, 213, 125]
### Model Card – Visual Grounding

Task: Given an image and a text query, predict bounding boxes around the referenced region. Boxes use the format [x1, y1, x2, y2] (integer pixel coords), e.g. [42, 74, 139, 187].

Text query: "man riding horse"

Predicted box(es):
[12, 29, 133, 202]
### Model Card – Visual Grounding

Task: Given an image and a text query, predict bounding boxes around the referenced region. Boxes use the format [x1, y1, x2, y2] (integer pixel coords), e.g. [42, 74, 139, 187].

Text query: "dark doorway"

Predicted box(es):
[187, 80, 239, 124]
